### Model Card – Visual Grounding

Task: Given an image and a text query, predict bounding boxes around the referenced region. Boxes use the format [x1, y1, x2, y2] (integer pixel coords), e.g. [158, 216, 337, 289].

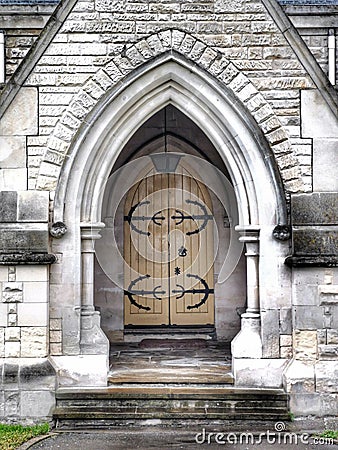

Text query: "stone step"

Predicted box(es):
[54, 386, 289, 427]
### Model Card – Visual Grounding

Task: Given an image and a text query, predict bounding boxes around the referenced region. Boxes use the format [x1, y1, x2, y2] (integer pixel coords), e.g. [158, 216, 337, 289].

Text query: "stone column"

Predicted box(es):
[80, 223, 109, 355]
[231, 226, 262, 358]
[239, 227, 260, 314]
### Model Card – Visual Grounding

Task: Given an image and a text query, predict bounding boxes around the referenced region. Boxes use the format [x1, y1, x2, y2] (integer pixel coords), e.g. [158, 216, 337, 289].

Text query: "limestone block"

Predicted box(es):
[313, 139, 338, 192]
[16, 265, 48, 282]
[5, 341, 20, 357]
[294, 306, 327, 330]
[0, 168, 27, 190]
[17, 191, 49, 222]
[319, 285, 338, 305]
[233, 358, 288, 388]
[20, 390, 55, 418]
[318, 344, 338, 360]
[4, 391, 19, 416]
[19, 358, 56, 390]
[23, 282, 48, 303]
[293, 330, 317, 360]
[301, 90, 338, 139]
[293, 227, 338, 256]
[8, 313, 17, 326]
[0, 137, 26, 168]
[0, 88, 38, 136]
[2, 282, 23, 303]
[283, 360, 315, 393]
[5, 327, 20, 342]
[291, 193, 337, 225]
[280, 347, 292, 358]
[17, 303, 48, 327]
[317, 329, 326, 345]
[293, 283, 319, 306]
[327, 329, 338, 344]
[0, 391, 4, 417]
[0, 327, 4, 357]
[50, 318, 62, 331]
[0, 304, 7, 326]
[50, 343, 62, 355]
[280, 334, 292, 347]
[50, 330, 62, 342]
[51, 355, 109, 387]
[20, 327, 48, 357]
[0, 267, 7, 282]
[0, 224, 49, 253]
[8, 303, 17, 314]
[0, 191, 17, 222]
[316, 361, 338, 393]
[261, 309, 280, 358]
[2, 362, 19, 387]
[288, 392, 321, 417]
[279, 308, 292, 334]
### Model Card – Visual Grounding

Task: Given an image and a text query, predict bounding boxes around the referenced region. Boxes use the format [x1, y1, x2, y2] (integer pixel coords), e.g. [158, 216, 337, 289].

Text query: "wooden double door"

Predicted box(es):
[124, 169, 214, 327]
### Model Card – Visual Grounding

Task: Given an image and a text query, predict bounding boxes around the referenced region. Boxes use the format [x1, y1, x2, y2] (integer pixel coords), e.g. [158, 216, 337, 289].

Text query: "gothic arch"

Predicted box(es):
[50, 51, 291, 362]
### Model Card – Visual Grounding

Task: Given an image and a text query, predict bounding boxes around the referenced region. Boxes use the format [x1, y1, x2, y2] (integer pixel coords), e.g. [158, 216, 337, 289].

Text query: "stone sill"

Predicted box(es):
[0, 252, 56, 264]
[285, 255, 338, 267]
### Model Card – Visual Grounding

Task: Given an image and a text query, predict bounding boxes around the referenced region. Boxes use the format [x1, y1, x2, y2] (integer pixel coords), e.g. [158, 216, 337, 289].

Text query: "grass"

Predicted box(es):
[319, 430, 338, 440]
[0, 423, 50, 450]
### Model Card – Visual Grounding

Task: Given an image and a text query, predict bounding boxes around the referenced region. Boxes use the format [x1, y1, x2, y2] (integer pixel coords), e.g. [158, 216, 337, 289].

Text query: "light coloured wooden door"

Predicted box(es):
[124, 168, 214, 327]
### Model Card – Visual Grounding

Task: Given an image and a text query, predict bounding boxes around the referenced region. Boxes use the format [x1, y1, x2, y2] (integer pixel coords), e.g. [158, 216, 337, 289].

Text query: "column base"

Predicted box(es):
[80, 311, 109, 355]
[231, 312, 263, 358]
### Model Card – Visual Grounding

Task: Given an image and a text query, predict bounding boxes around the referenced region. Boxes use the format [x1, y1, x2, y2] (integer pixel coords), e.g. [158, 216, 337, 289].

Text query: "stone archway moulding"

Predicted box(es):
[50, 52, 290, 363]
[38, 30, 304, 197]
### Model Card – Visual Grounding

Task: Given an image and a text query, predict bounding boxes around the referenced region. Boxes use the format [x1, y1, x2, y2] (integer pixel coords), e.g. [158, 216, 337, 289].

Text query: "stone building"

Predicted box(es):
[0, 0, 337, 424]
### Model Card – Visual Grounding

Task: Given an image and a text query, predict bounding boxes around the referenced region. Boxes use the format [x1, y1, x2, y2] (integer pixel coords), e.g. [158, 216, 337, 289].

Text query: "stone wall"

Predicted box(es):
[0, 3, 57, 81]
[17, 0, 319, 194]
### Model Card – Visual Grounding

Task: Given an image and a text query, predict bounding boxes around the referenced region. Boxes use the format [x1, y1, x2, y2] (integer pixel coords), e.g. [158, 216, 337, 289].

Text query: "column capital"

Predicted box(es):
[80, 222, 105, 240]
[235, 225, 260, 243]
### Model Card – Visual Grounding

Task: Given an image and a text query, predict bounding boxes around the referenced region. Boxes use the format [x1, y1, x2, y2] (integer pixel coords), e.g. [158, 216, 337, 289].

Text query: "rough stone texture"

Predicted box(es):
[293, 330, 317, 361]
[0, 192, 17, 223]
[292, 193, 337, 226]
[2, 282, 23, 303]
[17, 191, 49, 223]
[21, 327, 48, 357]
[0, 225, 49, 253]
[260, 309, 280, 358]
[233, 358, 288, 388]
[292, 228, 338, 256]
[316, 361, 338, 394]
[283, 360, 315, 394]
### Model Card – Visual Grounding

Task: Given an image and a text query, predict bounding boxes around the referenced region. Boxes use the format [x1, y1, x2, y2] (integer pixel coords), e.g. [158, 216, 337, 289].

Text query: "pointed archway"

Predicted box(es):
[51, 54, 289, 387]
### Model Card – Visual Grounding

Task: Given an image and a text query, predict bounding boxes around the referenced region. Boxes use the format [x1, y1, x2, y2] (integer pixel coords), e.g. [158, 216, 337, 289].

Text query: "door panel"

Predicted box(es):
[124, 168, 214, 327]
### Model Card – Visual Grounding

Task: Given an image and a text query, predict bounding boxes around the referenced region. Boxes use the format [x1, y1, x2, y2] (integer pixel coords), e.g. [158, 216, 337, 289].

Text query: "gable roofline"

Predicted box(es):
[0, 0, 337, 120]
[262, 0, 338, 116]
[0, 0, 77, 118]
